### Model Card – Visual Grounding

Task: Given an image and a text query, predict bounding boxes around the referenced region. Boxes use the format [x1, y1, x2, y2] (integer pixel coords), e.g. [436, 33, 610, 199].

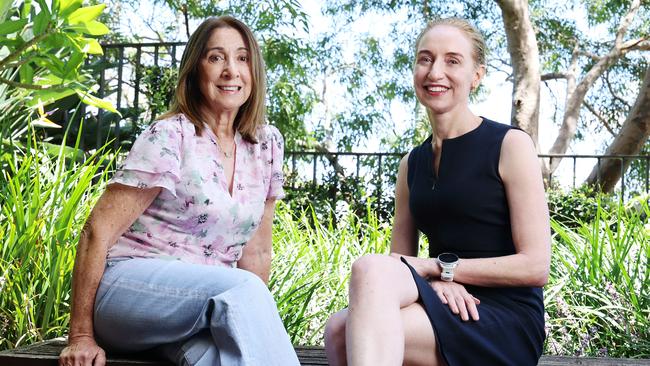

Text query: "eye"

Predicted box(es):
[417, 56, 433, 64]
[207, 54, 223, 63]
[447, 58, 460, 65]
[239, 55, 249, 62]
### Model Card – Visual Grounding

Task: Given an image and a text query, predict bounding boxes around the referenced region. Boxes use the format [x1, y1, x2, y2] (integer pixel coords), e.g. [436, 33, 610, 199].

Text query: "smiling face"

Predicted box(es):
[413, 24, 485, 117]
[198, 26, 252, 114]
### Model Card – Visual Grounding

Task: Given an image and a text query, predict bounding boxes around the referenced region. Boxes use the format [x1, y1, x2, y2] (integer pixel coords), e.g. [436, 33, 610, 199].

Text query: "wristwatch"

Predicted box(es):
[436, 252, 459, 282]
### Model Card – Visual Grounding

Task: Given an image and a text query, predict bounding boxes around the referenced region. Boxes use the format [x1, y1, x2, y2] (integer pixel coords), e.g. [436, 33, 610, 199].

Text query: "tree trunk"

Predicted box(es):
[546, 0, 641, 174]
[584, 65, 650, 193]
[494, 0, 541, 149]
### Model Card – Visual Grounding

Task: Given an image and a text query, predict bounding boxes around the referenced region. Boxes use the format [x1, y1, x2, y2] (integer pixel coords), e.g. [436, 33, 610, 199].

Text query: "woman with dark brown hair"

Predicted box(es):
[59, 16, 299, 366]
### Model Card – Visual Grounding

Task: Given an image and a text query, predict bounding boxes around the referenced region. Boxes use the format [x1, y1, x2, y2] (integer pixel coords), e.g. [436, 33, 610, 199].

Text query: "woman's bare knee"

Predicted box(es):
[324, 309, 348, 366]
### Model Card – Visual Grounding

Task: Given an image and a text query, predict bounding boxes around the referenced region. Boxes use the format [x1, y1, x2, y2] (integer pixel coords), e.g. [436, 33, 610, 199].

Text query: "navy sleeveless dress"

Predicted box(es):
[402, 118, 545, 366]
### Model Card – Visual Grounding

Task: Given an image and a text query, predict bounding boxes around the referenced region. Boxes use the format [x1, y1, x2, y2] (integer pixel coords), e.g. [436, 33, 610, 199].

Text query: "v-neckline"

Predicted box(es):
[204, 124, 240, 198]
[427, 118, 485, 184]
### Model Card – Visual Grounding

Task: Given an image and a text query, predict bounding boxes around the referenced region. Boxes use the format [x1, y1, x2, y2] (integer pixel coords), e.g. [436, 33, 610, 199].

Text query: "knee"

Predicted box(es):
[349, 254, 390, 291]
[235, 269, 272, 295]
[324, 310, 347, 355]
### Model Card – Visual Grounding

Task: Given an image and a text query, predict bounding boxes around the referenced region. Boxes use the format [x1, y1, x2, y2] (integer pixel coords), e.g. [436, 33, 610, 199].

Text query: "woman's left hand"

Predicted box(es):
[430, 280, 480, 321]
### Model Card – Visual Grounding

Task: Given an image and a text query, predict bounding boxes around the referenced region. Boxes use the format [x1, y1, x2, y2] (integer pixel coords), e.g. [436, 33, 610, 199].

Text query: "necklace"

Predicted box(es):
[212, 135, 235, 158]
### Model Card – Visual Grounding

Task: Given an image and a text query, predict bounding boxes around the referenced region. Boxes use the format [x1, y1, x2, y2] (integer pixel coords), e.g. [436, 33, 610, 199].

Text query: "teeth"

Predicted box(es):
[219, 86, 240, 91]
[426, 86, 448, 92]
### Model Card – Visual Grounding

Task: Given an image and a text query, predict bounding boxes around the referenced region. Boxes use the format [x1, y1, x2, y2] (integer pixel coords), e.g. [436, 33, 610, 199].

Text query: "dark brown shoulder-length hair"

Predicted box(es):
[158, 16, 266, 143]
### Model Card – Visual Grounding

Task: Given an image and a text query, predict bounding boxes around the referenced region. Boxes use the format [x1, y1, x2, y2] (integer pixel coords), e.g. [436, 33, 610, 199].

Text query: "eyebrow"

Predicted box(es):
[205, 46, 249, 52]
[417, 50, 465, 59]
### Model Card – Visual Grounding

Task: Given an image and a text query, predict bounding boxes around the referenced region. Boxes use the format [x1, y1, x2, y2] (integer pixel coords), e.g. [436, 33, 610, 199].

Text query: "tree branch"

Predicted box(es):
[541, 72, 568, 81]
[614, 0, 641, 46]
[583, 100, 616, 137]
[576, 50, 601, 61]
[0, 29, 52, 71]
[605, 71, 632, 110]
[621, 37, 650, 52]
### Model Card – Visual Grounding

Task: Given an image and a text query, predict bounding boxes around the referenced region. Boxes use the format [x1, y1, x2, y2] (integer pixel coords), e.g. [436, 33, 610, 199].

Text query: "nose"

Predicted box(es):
[427, 60, 444, 80]
[222, 57, 239, 79]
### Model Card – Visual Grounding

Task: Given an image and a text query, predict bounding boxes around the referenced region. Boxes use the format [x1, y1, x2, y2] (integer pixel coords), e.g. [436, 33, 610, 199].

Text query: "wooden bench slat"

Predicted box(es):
[1, 339, 649, 365]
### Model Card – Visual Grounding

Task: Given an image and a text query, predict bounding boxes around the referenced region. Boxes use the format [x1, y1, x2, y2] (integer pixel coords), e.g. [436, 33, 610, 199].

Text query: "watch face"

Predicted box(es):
[438, 253, 458, 264]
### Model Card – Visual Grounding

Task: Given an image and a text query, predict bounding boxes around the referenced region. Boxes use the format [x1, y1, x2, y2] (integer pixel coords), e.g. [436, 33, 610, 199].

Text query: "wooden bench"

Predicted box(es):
[1, 338, 649, 365]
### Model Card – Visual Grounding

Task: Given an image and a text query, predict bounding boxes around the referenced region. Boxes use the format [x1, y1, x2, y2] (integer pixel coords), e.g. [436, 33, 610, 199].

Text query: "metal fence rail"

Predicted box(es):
[285, 152, 650, 205]
[61, 42, 649, 206]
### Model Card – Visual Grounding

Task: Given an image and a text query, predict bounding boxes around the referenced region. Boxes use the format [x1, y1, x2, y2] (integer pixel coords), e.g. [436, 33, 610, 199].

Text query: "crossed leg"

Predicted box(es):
[324, 254, 446, 366]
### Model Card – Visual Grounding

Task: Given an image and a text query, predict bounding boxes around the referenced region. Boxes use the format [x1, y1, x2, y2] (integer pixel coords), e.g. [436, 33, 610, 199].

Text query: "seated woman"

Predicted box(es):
[324, 18, 550, 366]
[59, 16, 300, 366]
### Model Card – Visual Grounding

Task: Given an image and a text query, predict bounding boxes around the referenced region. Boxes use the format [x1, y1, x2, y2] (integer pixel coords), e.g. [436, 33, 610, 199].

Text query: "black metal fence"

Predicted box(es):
[285, 152, 650, 211]
[54, 42, 650, 209]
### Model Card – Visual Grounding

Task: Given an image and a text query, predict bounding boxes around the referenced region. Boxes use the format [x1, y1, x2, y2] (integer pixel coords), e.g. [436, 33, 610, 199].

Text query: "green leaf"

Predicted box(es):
[41, 32, 68, 50]
[34, 73, 66, 86]
[0, 0, 12, 22]
[0, 19, 28, 36]
[68, 20, 109, 36]
[62, 50, 84, 78]
[66, 4, 105, 25]
[33, 10, 50, 36]
[80, 38, 102, 55]
[75, 89, 118, 114]
[20, 0, 33, 19]
[58, 0, 83, 17]
[27, 87, 76, 105]
[19, 64, 34, 85]
[34, 0, 50, 13]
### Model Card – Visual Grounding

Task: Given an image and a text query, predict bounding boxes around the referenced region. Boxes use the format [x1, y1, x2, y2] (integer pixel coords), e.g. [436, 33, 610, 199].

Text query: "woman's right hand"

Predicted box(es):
[59, 336, 106, 366]
[430, 280, 481, 322]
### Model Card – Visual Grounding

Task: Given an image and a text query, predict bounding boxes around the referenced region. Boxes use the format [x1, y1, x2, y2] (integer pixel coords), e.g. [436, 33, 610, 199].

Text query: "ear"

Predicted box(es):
[471, 64, 486, 90]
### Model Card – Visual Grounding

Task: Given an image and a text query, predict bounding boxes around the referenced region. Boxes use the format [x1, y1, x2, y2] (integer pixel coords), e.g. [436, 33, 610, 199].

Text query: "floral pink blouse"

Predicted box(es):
[107, 114, 285, 267]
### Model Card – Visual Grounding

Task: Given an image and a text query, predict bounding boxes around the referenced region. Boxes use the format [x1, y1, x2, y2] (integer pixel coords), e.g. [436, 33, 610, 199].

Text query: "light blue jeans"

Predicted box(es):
[93, 258, 300, 366]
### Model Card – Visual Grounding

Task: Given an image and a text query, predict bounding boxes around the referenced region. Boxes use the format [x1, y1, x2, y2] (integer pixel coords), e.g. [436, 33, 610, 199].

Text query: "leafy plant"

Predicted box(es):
[545, 198, 650, 357]
[0, 131, 115, 349]
[0, 0, 116, 145]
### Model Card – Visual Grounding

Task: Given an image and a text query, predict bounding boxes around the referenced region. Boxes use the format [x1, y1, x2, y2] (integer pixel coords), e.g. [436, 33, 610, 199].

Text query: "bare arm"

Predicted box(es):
[59, 183, 160, 366]
[395, 130, 550, 288]
[452, 129, 551, 287]
[390, 154, 419, 256]
[238, 199, 277, 284]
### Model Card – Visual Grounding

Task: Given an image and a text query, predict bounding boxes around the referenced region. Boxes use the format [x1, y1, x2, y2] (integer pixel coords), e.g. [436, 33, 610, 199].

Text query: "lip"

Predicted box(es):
[217, 85, 242, 92]
[423, 84, 449, 94]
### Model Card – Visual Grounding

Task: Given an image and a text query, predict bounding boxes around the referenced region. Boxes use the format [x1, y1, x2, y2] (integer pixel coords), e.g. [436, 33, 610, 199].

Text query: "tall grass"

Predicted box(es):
[271, 203, 392, 345]
[1, 136, 648, 357]
[0, 136, 114, 349]
[545, 197, 650, 358]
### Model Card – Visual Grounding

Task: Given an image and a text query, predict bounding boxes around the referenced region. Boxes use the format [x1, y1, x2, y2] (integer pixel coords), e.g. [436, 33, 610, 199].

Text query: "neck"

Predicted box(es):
[202, 107, 237, 139]
[429, 107, 481, 147]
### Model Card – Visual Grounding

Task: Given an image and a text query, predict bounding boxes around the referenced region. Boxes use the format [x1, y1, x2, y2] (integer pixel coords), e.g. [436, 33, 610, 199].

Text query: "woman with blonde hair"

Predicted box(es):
[324, 17, 550, 366]
[59, 16, 299, 366]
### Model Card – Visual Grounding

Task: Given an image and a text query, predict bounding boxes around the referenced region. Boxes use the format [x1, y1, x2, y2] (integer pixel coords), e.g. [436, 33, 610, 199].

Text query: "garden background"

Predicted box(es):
[0, 0, 649, 359]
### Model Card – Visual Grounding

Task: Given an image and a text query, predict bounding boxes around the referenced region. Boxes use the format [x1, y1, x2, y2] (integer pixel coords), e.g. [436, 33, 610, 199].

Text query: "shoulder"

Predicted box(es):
[499, 128, 538, 181]
[149, 113, 196, 137]
[502, 128, 535, 153]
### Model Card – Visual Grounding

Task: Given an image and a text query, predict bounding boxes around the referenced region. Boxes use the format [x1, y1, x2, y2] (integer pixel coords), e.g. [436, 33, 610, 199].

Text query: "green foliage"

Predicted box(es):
[547, 185, 617, 228]
[0, 0, 113, 108]
[0, 0, 117, 151]
[140, 65, 177, 118]
[545, 198, 650, 357]
[0, 132, 115, 349]
[271, 202, 392, 345]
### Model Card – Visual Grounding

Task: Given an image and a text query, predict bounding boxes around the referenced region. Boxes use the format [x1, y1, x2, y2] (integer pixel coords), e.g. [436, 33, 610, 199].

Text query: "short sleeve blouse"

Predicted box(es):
[106, 114, 285, 267]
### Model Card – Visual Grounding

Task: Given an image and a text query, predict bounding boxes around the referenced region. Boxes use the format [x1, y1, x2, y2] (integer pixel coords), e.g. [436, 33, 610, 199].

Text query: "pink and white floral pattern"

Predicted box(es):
[107, 114, 285, 267]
